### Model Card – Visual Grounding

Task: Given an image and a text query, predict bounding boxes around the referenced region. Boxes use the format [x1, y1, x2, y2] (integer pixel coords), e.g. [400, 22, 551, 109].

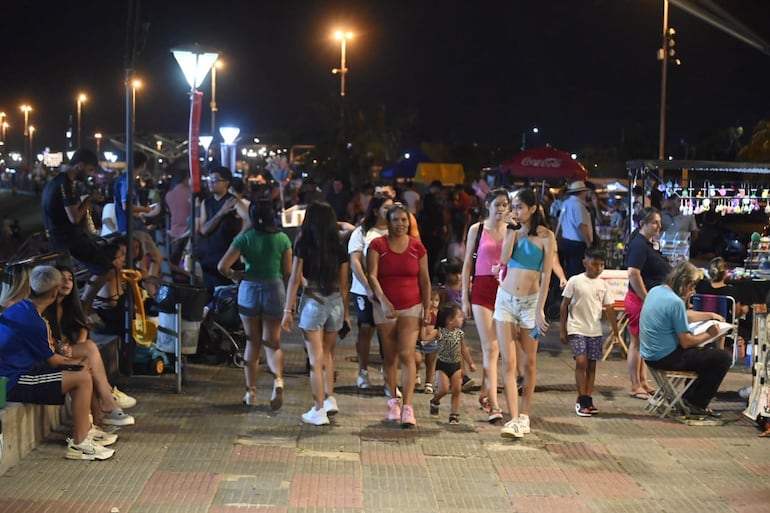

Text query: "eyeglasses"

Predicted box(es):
[208, 178, 227, 183]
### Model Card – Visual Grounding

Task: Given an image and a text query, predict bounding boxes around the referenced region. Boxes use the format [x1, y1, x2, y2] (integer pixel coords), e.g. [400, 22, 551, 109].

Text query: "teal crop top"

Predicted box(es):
[508, 237, 544, 272]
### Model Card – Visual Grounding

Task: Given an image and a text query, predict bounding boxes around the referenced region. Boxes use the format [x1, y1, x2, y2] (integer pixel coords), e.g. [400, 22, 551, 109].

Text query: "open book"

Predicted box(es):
[688, 320, 734, 347]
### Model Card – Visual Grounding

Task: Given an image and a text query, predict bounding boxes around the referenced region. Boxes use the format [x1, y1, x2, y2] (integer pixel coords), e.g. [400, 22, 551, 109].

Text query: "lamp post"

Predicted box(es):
[131, 79, 142, 134]
[28, 126, 35, 162]
[95, 132, 102, 157]
[210, 59, 222, 135]
[0, 112, 5, 146]
[172, 43, 220, 285]
[219, 126, 239, 172]
[520, 126, 539, 151]
[20, 105, 32, 167]
[199, 135, 213, 169]
[332, 30, 353, 98]
[76, 93, 87, 148]
[1, 122, 7, 149]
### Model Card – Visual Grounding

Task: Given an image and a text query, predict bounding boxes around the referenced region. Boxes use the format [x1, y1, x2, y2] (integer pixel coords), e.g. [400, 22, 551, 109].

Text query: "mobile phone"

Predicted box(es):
[59, 364, 85, 372]
[338, 320, 351, 339]
[530, 326, 541, 340]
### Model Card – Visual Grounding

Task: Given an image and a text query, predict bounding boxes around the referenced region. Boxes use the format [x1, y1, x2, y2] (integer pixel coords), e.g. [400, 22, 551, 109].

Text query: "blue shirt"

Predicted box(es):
[0, 300, 55, 390]
[639, 285, 689, 361]
[508, 237, 544, 272]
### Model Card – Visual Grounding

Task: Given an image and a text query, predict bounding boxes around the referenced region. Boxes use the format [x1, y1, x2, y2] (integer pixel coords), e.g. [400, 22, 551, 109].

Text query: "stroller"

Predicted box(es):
[199, 284, 245, 367]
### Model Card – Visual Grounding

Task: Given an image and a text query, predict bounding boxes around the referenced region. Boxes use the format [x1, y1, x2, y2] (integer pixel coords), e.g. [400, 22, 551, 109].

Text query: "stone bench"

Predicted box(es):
[0, 334, 119, 476]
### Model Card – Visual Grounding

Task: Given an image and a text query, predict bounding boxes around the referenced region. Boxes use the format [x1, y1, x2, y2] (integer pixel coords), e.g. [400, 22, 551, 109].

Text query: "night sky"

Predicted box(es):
[2, 0, 770, 158]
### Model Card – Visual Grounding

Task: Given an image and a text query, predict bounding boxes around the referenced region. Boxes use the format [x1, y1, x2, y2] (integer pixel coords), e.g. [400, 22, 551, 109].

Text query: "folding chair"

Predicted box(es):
[691, 293, 740, 366]
[645, 367, 699, 418]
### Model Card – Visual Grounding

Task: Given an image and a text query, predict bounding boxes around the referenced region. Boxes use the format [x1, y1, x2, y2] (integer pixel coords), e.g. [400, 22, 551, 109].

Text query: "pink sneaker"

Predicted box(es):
[387, 398, 401, 421]
[401, 404, 416, 428]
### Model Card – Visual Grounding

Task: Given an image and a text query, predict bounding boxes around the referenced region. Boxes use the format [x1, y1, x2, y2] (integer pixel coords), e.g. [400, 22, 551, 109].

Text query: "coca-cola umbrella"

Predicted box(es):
[500, 146, 588, 181]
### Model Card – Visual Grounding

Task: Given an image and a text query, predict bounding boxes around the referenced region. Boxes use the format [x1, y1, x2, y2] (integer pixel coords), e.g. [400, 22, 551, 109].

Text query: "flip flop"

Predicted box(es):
[630, 392, 651, 400]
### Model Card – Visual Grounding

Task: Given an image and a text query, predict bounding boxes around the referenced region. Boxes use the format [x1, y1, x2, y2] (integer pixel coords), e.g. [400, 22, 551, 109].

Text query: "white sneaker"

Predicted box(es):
[101, 409, 135, 426]
[415, 374, 422, 387]
[323, 396, 339, 416]
[88, 426, 118, 446]
[301, 406, 330, 426]
[500, 419, 524, 439]
[357, 369, 371, 389]
[65, 436, 115, 460]
[518, 414, 531, 434]
[112, 386, 136, 409]
[243, 389, 258, 406]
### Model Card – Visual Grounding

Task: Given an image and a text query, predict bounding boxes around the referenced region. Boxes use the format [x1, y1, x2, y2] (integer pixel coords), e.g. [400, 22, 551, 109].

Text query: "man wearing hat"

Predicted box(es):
[557, 180, 594, 278]
[41, 148, 113, 315]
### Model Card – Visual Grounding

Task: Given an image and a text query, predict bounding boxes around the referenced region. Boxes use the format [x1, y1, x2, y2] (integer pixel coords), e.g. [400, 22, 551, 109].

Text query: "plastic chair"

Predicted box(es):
[690, 293, 740, 366]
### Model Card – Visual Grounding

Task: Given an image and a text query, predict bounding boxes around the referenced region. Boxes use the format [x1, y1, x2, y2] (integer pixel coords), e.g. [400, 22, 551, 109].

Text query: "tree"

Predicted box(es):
[737, 120, 770, 162]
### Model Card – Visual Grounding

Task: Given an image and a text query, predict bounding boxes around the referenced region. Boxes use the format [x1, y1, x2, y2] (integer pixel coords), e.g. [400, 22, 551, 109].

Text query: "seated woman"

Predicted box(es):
[695, 256, 750, 356]
[640, 262, 732, 417]
[0, 263, 30, 312]
[92, 237, 129, 332]
[44, 265, 136, 427]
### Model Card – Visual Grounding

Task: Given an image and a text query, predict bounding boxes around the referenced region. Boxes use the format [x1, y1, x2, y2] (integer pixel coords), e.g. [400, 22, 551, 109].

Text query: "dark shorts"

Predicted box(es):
[435, 359, 461, 378]
[568, 334, 603, 361]
[352, 293, 374, 326]
[470, 275, 498, 310]
[6, 366, 65, 405]
[67, 236, 113, 276]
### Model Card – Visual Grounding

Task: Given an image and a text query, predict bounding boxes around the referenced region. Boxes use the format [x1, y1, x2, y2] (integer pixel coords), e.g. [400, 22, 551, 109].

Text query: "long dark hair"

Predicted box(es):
[249, 200, 278, 233]
[513, 188, 547, 236]
[361, 196, 391, 235]
[435, 303, 462, 329]
[483, 188, 510, 218]
[295, 202, 340, 295]
[53, 265, 88, 340]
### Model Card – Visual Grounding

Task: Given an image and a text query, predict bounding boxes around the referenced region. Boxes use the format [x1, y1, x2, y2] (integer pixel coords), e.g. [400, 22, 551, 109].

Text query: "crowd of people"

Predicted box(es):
[0, 150, 741, 462]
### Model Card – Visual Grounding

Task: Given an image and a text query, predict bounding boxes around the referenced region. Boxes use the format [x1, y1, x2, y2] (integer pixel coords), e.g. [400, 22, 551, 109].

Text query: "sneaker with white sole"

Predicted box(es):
[424, 382, 434, 394]
[387, 398, 402, 421]
[518, 414, 531, 434]
[101, 409, 135, 427]
[323, 396, 339, 416]
[401, 404, 416, 428]
[65, 436, 115, 460]
[356, 369, 371, 389]
[415, 375, 422, 388]
[301, 406, 330, 426]
[88, 426, 118, 446]
[575, 402, 592, 417]
[500, 419, 524, 439]
[111, 386, 136, 409]
[243, 389, 258, 406]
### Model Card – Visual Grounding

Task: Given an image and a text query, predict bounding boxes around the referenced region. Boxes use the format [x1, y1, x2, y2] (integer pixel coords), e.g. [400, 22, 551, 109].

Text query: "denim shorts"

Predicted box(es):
[492, 289, 537, 327]
[298, 292, 344, 332]
[237, 278, 285, 318]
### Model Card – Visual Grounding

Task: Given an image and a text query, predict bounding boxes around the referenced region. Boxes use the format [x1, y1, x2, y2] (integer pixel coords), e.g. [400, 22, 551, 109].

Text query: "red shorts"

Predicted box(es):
[470, 275, 498, 310]
[624, 288, 643, 336]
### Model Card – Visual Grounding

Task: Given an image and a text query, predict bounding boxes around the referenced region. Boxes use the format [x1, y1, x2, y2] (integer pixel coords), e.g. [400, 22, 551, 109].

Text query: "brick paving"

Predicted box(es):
[1, 320, 770, 512]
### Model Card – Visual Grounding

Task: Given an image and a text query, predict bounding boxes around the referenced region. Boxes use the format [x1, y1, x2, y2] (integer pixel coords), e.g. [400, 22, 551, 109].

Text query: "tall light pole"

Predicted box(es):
[657, 0, 678, 161]
[76, 93, 87, 148]
[28, 126, 35, 163]
[210, 59, 222, 136]
[332, 30, 353, 97]
[172, 43, 220, 285]
[131, 79, 142, 134]
[20, 104, 32, 167]
[95, 132, 102, 157]
[521, 126, 540, 151]
[1, 122, 8, 147]
[0, 112, 5, 146]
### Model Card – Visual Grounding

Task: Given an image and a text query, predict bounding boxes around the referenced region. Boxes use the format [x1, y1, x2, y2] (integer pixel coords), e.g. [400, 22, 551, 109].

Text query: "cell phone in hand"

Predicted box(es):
[338, 320, 351, 339]
[59, 364, 85, 371]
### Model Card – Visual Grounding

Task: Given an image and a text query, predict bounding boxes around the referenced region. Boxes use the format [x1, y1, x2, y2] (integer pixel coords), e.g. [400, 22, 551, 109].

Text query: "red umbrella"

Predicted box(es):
[500, 146, 588, 180]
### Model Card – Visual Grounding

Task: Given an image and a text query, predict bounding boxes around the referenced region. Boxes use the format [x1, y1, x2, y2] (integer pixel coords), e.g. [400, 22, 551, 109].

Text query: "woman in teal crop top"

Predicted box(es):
[493, 188, 556, 439]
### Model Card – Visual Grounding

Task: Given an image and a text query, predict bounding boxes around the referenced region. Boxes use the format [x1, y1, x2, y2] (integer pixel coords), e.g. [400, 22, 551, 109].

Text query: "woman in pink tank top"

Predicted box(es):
[461, 188, 509, 422]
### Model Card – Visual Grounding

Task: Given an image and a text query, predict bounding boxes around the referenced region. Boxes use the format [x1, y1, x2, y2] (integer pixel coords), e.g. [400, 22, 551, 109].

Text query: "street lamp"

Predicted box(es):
[28, 126, 35, 163]
[20, 104, 32, 166]
[95, 132, 103, 157]
[131, 79, 142, 134]
[331, 30, 353, 97]
[521, 126, 539, 151]
[1, 122, 7, 147]
[210, 59, 223, 135]
[219, 126, 239, 172]
[76, 93, 87, 148]
[0, 112, 5, 145]
[172, 43, 219, 285]
[199, 135, 213, 167]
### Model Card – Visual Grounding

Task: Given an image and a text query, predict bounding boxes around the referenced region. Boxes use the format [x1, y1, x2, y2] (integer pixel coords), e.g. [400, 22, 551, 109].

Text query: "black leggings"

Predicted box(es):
[645, 346, 731, 408]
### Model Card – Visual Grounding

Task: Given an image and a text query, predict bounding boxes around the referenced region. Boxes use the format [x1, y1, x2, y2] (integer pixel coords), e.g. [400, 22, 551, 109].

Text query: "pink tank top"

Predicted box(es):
[474, 226, 502, 277]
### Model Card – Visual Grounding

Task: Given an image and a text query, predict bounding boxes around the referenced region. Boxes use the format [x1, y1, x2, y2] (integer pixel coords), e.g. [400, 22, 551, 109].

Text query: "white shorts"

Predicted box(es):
[372, 301, 423, 325]
[493, 289, 537, 327]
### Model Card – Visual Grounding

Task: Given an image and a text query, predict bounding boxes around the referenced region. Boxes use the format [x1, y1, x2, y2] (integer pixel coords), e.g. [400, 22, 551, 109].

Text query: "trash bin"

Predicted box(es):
[155, 282, 209, 322]
[157, 313, 201, 355]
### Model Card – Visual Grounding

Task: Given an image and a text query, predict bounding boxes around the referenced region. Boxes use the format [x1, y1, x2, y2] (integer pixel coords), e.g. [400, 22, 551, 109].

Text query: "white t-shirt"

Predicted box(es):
[348, 225, 388, 295]
[562, 273, 614, 337]
[101, 202, 118, 236]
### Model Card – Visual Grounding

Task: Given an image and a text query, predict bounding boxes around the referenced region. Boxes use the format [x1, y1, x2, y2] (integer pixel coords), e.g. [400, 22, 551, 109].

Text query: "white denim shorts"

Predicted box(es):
[493, 289, 537, 327]
[372, 301, 423, 325]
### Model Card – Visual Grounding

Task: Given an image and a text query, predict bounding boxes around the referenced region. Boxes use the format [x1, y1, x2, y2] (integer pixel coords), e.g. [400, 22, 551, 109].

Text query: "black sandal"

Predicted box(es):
[448, 413, 460, 425]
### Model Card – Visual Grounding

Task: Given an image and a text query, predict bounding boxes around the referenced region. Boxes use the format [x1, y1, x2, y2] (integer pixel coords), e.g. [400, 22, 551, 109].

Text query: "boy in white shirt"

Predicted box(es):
[559, 247, 620, 416]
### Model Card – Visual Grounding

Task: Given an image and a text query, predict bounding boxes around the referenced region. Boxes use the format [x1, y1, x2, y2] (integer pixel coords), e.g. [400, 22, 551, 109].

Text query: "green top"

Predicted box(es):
[232, 230, 292, 281]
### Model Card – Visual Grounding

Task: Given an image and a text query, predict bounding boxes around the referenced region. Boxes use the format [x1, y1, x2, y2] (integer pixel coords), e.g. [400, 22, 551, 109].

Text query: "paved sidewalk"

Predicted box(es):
[1, 321, 769, 513]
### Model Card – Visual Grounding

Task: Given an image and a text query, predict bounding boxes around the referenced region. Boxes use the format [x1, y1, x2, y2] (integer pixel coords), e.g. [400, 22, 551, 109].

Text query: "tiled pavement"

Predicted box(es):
[1, 321, 769, 513]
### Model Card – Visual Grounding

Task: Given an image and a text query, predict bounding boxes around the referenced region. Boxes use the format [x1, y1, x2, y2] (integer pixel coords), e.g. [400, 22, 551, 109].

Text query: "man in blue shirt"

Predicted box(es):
[0, 265, 114, 460]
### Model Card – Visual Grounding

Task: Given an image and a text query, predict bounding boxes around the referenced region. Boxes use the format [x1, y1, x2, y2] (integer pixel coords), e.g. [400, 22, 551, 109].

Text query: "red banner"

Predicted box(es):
[189, 90, 203, 192]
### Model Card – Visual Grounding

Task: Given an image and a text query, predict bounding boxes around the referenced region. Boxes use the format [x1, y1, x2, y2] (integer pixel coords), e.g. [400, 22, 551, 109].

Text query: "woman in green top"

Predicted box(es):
[218, 201, 292, 410]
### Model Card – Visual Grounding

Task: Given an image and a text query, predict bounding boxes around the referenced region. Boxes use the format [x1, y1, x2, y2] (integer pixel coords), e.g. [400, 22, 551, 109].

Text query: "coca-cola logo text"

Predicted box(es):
[521, 157, 562, 168]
